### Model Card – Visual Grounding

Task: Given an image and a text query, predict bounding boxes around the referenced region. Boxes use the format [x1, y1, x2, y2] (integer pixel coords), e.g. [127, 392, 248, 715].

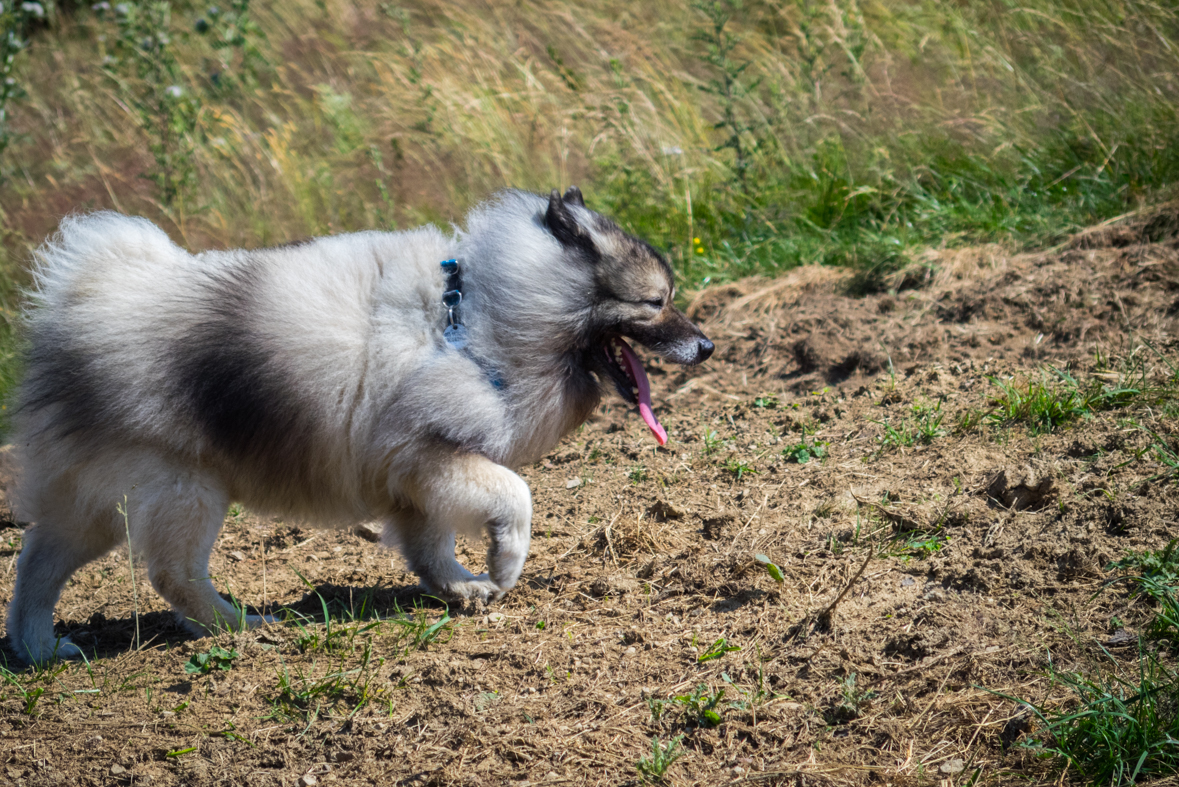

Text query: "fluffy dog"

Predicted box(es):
[5, 188, 713, 663]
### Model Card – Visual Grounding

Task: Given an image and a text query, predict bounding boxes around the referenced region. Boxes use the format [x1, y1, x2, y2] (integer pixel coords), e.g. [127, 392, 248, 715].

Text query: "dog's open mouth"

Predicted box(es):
[602, 337, 667, 446]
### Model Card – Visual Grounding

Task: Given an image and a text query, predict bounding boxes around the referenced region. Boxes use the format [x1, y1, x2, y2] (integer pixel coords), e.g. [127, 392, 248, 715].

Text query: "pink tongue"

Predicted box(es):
[615, 338, 668, 445]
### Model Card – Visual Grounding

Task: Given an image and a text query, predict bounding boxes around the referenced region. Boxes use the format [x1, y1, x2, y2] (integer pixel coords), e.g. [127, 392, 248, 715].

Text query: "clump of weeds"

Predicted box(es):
[636, 734, 685, 783]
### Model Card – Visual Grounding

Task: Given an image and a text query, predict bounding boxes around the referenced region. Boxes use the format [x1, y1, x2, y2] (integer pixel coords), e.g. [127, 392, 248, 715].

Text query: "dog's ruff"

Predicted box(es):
[6, 188, 713, 663]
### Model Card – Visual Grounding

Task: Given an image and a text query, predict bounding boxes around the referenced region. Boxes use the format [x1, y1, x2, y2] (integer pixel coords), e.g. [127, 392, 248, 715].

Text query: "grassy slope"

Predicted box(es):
[0, 0, 1177, 409]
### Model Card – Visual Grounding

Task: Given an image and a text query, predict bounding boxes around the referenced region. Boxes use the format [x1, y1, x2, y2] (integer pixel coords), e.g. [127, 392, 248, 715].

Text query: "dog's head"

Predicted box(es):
[544, 186, 713, 444]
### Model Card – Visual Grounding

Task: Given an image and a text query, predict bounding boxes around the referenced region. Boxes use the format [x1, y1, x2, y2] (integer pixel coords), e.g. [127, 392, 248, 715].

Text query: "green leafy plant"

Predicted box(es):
[723, 457, 756, 480]
[897, 530, 950, 560]
[755, 553, 785, 583]
[384, 598, 454, 653]
[697, 637, 741, 663]
[782, 439, 827, 464]
[690, 0, 759, 199]
[184, 644, 240, 675]
[637, 734, 685, 783]
[0, 0, 35, 163]
[193, 0, 267, 96]
[985, 369, 1132, 435]
[651, 684, 727, 728]
[267, 645, 382, 730]
[99, 1, 202, 207]
[833, 672, 875, 722]
[702, 427, 724, 456]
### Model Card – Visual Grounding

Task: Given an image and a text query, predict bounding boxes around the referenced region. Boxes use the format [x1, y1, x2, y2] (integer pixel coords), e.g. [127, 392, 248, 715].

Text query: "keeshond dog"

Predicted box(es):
[6, 188, 713, 663]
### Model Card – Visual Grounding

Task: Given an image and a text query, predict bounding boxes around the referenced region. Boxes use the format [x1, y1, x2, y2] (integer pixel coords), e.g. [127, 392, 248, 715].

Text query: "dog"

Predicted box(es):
[5, 187, 713, 663]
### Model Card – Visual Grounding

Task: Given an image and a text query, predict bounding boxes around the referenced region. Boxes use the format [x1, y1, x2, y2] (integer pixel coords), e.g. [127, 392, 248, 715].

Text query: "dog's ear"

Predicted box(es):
[545, 189, 599, 260]
[562, 185, 586, 208]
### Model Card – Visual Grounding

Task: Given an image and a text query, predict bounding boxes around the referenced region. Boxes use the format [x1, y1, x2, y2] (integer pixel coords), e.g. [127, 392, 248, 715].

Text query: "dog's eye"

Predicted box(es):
[643, 298, 663, 309]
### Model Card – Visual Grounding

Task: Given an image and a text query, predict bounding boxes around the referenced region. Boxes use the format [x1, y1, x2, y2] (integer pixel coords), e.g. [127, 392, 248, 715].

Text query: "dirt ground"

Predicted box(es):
[2, 208, 1179, 786]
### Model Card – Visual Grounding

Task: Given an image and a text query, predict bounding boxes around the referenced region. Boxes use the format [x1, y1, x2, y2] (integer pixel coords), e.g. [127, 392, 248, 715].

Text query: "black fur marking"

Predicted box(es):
[269, 237, 315, 251]
[545, 189, 599, 262]
[19, 322, 116, 444]
[170, 262, 316, 490]
[562, 185, 586, 208]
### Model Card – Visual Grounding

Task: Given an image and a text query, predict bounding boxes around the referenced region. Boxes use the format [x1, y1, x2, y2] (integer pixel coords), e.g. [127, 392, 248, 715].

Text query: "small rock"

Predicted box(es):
[110, 764, 126, 775]
[229, 551, 246, 562]
[625, 646, 636, 656]
[298, 776, 318, 787]
[732, 766, 746, 775]
[565, 478, 581, 489]
[1107, 629, 1137, 647]
[485, 612, 505, 624]
[901, 576, 915, 587]
[940, 758, 965, 774]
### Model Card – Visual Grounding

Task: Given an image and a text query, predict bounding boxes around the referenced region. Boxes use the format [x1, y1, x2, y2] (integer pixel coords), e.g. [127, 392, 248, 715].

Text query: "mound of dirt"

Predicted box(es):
[2, 206, 1179, 786]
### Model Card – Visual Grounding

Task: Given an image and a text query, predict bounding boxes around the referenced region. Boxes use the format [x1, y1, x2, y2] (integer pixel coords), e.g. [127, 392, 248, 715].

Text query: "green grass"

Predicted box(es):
[1002, 548, 1179, 785]
[267, 644, 385, 730]
[1108, 540, 1179, 596]
[872, 402, 945, 452]
[1011, 648, 1179, 786]
[1106, 540, 1179, 648]
[984, 364, 1178, 437]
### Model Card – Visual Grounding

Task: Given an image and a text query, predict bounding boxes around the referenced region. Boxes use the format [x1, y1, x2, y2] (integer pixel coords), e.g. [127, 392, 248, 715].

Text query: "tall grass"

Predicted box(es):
[0, 0, 1177, 411]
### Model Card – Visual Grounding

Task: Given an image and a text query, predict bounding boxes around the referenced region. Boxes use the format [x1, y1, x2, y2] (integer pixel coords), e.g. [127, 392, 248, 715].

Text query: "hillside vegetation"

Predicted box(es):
[0, 0, 1178, 401]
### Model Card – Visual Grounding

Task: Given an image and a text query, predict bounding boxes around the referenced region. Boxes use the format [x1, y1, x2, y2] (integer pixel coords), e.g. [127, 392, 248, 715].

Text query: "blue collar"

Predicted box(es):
[440, 259, 504, 390]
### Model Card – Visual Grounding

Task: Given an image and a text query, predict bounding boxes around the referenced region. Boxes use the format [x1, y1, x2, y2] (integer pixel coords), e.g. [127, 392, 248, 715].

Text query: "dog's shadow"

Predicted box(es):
[0, 582, 453, 669]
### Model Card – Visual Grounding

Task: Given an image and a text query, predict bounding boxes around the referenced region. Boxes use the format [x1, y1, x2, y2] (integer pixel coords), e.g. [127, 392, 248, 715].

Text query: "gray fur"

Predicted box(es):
[5, 190, 712, 663]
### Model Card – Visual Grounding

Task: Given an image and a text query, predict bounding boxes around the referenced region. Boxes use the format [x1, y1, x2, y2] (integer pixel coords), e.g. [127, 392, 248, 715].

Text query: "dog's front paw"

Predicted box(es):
[434, 574, 504, 604]
[20, 635, 84, 665]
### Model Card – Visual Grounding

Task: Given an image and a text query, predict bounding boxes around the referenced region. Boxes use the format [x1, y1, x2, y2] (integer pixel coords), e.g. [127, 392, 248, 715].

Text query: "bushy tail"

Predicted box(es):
[29, 212, 180, 310]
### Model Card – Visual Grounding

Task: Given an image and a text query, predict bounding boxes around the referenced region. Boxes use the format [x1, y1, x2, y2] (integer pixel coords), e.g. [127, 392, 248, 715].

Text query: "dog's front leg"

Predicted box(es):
[385, 450, 532, 603]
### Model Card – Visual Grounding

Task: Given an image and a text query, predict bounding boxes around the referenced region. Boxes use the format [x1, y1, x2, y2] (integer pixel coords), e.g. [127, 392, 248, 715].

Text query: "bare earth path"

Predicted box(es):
[2, 208, 1179, 786]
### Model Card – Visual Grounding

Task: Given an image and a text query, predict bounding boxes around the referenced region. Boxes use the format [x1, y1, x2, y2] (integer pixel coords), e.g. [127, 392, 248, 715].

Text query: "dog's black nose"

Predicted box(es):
[697, 338, 715, 362]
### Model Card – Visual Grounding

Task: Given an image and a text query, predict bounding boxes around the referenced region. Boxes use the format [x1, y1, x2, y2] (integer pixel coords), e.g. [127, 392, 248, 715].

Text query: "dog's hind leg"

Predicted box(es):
[386, 451, 532, 603]
[8, 500, 120, 663]
[132, 466, 272, 636]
